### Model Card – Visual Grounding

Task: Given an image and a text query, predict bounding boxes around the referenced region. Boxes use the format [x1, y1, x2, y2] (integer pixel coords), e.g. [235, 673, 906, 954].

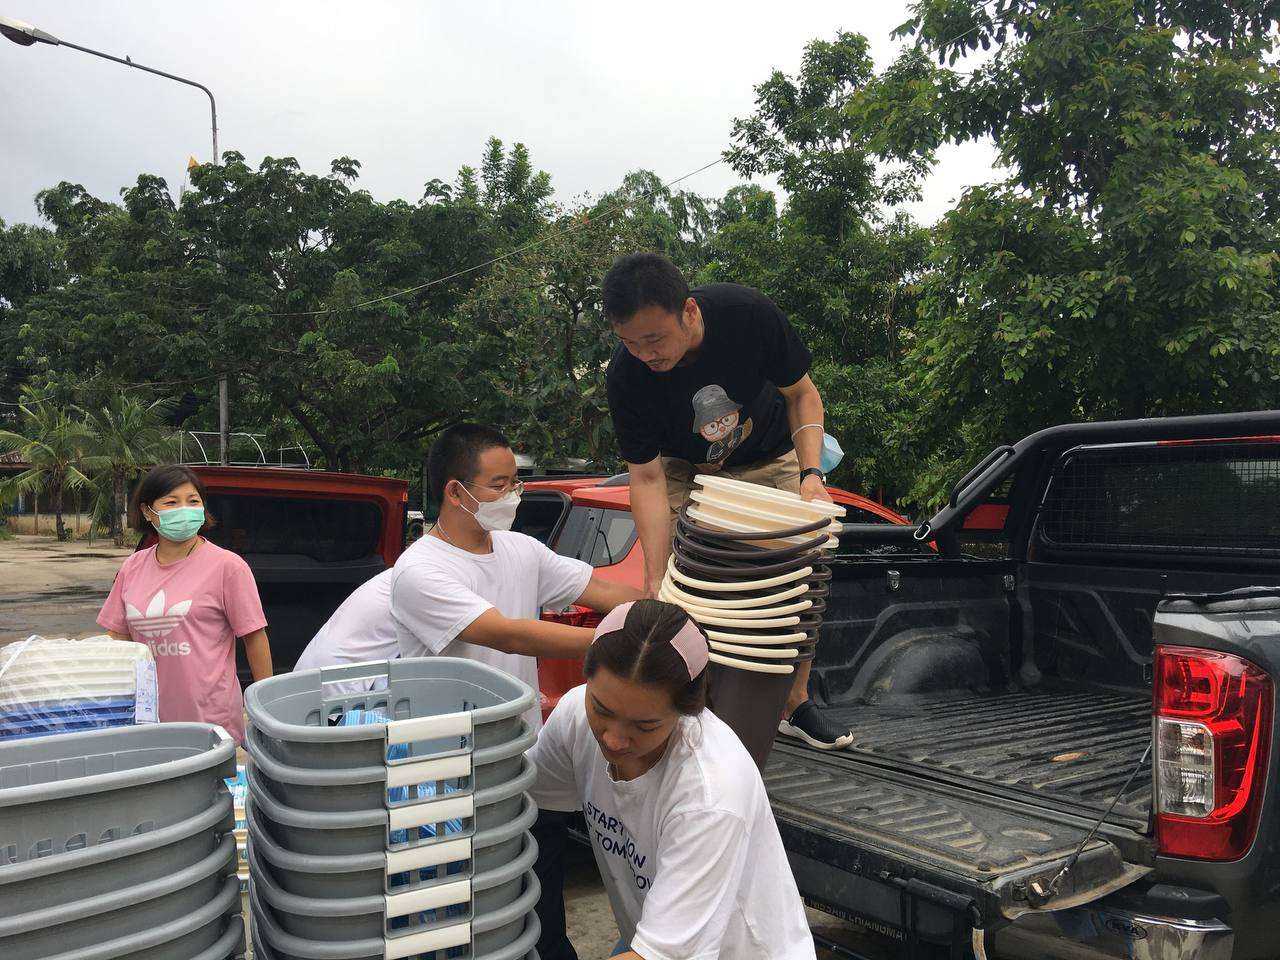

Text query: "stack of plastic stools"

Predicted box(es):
[244, 658, 542, 960]
[659, 473, 845, 770]
[0, 723, 244, 960]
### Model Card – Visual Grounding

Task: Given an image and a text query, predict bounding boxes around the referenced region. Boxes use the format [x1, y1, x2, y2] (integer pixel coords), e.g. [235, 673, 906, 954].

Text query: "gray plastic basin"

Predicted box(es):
[253, 928, 538, 960]
[245, 791, 536, 899]
[250, 871, 541, 960]
[244, 721, 533, 814]
[245, 659, 533, 772]
[0, 790, 232, 915]
[0, 724, 235, 867]
[36, 876, 242, 960]
[246, 759, 534, 857]
[249, 836, 537, 941]
[0, 837, 237, 960]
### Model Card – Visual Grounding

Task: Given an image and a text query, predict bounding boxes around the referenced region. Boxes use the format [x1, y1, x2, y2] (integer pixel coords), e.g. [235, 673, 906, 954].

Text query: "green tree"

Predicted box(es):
[715, 32, 933, 499]
[453, 172, 706, 465]
[877, 0, 1280, 505]
[81, 394, 175, 546]
[0, 389, 102, 541]
[0, 218, 66, 398]
[6, 139, 559, 474]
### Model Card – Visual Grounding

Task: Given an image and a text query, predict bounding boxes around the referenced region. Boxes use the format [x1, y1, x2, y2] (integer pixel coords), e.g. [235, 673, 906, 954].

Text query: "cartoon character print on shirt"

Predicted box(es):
[691, 384, 753, 471]
[585, 800, 653, 890]
[125, 589, 194, 656]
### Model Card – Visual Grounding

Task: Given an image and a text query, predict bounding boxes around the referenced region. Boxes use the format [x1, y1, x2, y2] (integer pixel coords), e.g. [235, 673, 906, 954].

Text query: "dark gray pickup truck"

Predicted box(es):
[766, 410, 1280, 959]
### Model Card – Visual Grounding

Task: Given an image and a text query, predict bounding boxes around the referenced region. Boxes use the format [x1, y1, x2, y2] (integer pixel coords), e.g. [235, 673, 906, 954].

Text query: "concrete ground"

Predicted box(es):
[0, 534, 135, 641]
[0, 536, 878, 959]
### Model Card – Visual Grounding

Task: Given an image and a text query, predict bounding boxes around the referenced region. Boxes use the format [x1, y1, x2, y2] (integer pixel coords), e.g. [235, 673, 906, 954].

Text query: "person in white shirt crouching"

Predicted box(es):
[530, 599, 816, 960]
[388, 422, 640, 728]
[295, 423, 639, 704]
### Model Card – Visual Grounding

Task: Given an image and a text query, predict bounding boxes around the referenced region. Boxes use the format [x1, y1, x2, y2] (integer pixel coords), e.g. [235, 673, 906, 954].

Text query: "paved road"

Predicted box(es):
[0, 535, 133, 641]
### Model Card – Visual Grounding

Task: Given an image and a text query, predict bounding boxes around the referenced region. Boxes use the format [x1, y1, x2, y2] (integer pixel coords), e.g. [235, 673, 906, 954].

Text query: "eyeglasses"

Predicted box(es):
[460, 479, 524, 497]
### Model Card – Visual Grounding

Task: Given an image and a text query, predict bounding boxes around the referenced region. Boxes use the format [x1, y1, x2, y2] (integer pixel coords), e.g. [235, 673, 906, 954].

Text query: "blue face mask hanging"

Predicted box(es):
[793, 423, 845, 475]
[820, 432, 845, 474]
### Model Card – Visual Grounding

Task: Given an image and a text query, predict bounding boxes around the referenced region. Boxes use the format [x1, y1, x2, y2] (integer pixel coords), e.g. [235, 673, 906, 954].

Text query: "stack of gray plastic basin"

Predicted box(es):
[244, 658, 542, 960]
[0, 723, 244, 960]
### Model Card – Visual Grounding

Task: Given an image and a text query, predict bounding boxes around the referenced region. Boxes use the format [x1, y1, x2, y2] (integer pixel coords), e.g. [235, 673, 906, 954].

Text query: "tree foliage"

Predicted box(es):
[4, 5, 1279, 514]
[0, 388, 103, 541]
[717, 31, 934, 495]
[884, 0, 1280, 503]
[80, 394, 176, 546]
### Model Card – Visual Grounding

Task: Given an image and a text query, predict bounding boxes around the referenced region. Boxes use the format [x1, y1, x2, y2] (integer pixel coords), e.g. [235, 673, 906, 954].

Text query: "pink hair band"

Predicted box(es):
[593, 601, 709, 680]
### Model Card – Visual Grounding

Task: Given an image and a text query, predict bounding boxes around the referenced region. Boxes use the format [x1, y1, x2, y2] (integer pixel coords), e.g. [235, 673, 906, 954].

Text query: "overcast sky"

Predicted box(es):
[1, 1, 999, 231]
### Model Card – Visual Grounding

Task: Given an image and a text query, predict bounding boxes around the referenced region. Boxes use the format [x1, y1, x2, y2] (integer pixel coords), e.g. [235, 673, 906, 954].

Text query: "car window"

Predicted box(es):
[587, 509, 637, 567]
[205, 493, 381, 562]
[552, 505, 598, 562]
[512, 492, 570, 546]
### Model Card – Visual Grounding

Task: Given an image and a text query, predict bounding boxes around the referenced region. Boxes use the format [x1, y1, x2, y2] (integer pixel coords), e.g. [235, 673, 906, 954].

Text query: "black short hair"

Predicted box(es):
[128, 464, 216, 533]
[427, 423, 511, 505]
[601, 252, 690, 324]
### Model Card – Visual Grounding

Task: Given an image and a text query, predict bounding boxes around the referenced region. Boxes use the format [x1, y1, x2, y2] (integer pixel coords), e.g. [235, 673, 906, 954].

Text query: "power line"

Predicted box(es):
[267, 157, 726, 318]
[268, 2, 1009, 321]
[0, 374, 220, 407]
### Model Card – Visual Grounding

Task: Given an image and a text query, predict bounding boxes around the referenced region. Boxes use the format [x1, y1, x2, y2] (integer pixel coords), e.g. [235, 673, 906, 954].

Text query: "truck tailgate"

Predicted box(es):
[764, 742, 1153, 925]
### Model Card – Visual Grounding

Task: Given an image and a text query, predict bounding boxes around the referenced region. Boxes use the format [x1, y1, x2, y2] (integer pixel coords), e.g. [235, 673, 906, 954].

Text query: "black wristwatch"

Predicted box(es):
[800, 467, 826, 484]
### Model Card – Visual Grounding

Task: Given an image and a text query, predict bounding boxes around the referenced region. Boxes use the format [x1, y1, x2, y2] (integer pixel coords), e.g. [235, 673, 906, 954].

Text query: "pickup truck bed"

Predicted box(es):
[764, 691, 1155, 941]
[760, 411, 1280, 959]
[828, 685, 1151, 825]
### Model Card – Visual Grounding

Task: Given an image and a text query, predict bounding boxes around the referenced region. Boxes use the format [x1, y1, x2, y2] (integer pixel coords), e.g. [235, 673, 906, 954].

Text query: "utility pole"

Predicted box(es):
[219, 377, 230, 465]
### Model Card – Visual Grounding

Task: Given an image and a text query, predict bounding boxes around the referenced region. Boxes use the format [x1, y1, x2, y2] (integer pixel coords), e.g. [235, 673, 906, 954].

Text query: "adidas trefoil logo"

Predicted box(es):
[125, 590, 194, 641]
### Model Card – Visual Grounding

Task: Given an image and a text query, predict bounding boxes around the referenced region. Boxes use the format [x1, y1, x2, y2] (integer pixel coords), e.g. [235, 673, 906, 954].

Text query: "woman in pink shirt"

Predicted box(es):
[98, 465, 273, 743]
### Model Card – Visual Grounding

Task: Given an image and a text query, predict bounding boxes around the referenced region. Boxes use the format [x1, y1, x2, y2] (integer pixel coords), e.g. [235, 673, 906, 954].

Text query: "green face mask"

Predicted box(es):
[151, 505, 205, 542]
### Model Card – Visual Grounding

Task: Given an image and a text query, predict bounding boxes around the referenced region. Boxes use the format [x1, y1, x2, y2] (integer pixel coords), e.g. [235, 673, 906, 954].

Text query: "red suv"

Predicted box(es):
[516, 474, 913, 720]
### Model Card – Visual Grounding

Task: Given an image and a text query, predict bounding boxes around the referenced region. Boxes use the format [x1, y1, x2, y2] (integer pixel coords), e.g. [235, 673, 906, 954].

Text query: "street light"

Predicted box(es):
[1, 15, 218, 162]
[2, 13, 229, 465]
[0, 15, 53, 45]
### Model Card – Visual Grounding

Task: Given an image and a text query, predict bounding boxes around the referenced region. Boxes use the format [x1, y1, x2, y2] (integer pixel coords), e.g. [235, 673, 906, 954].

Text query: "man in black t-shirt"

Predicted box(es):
[602, 252, 853, 751]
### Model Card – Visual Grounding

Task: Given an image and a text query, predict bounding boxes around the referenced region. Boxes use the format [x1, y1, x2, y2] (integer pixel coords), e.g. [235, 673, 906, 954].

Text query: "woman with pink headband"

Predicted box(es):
[529, 599, 815, 959]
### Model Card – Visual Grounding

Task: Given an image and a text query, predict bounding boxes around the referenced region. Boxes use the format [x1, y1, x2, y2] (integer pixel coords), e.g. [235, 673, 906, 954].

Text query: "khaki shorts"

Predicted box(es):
[662, 449, 801, 523]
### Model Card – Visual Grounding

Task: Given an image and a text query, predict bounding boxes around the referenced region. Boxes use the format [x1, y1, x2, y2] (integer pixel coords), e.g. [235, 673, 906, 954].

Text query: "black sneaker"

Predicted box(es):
[778, 700, 853, 750]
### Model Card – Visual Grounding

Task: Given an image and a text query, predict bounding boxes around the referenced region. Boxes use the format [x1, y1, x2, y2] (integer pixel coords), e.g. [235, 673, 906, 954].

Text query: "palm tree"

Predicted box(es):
[81, 394, 175, 546]
[0, 390, 103, 541]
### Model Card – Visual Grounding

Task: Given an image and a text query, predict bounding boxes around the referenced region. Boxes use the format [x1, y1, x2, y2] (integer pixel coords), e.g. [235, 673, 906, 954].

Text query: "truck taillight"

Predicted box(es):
[1154, 645, 1273, 860]
[541, 605, 603, 629]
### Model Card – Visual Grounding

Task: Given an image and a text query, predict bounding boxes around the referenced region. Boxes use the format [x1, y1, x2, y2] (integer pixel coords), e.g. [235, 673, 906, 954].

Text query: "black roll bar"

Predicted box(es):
[841, 409, 1280, 546]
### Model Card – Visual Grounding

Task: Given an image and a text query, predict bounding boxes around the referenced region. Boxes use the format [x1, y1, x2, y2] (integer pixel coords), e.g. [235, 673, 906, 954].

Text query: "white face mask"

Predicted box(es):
[459, 484, 521, 532]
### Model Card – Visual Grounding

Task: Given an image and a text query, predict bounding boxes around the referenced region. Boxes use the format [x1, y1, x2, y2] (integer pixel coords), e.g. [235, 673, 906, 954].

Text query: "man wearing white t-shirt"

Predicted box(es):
[388, 423, 641, 730]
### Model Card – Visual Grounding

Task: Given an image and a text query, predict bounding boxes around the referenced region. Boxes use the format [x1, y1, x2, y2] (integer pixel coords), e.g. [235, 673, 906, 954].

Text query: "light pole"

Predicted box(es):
[2, 13, 229, 465]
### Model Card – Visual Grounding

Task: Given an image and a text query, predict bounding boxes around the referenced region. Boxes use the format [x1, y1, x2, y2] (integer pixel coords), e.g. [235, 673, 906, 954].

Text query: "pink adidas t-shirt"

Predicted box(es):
[97, 540, 266, 743]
